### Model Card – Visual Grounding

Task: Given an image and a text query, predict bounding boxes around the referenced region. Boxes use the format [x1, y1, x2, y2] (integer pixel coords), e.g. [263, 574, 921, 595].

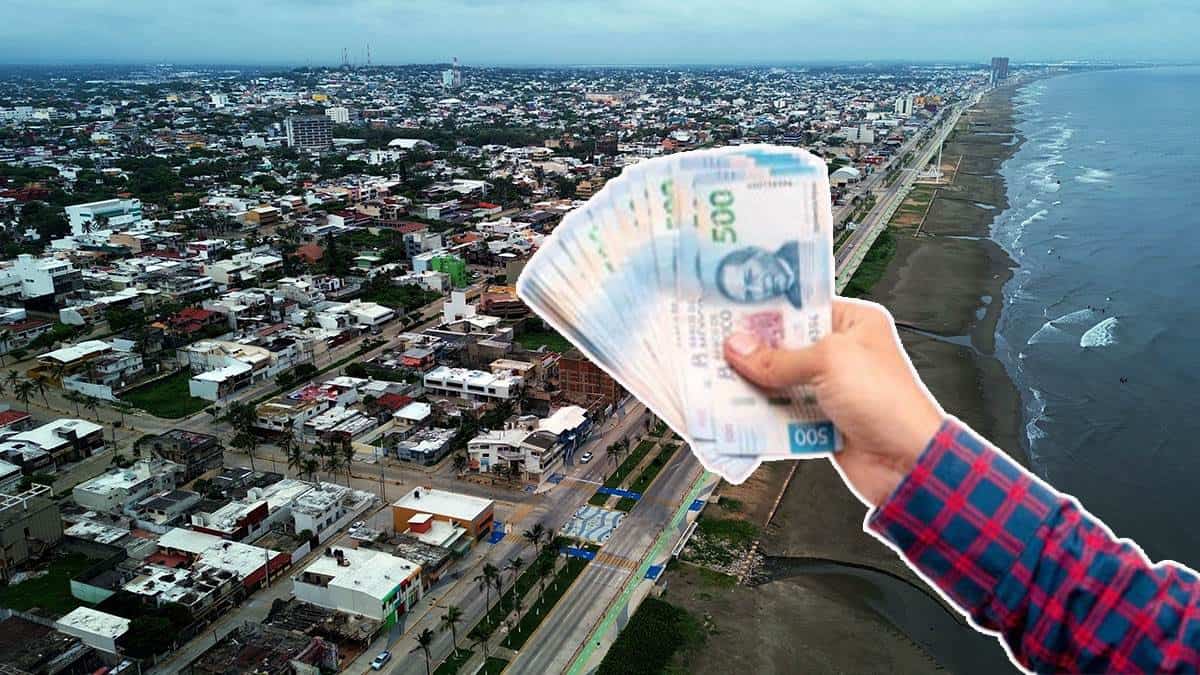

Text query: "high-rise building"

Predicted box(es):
[559, 349, 624, 408]
[991, 57, 1010, 87]
[325, 106, 351, 124]
[284, 115, 333, 150]
[894, 95, 915, 117]
[441, 56, 463, 90]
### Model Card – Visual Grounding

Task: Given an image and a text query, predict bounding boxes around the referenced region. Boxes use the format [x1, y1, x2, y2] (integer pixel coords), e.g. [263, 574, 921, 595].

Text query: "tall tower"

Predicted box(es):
[990, 57, 1010, 87]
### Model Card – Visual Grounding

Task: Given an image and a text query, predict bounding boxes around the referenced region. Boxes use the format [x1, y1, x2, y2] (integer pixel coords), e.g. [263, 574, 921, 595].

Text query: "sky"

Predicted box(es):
[3, 0, 1199, 66]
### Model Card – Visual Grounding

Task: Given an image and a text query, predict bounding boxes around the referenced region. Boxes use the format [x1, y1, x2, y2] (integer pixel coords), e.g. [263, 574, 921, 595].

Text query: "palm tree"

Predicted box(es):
[522, 522, 546, 561]
[511, 589, 525, 635]
[64, 390, 84, 417]
[468, 625, 490, 662]
[451, 452, 468, 475]
[319, 442, 342, 483]
[232, 430, 259, 473]
[440, 605, 464, 657]
[32, 376, 48, 404]
[3, 369, 17, 393]
[281, 429, 303, 477]
[475, 563, 501, 625]
[506, 556, 525, 598]
[83, 395, 101, 423]
[339, 437, 354, 486]
[0, 328, 10, 366]
[410, 628, 435, 675]
[13, 379, 34, 414]
[534, 556, 555, 611]
[301, 457, 320, 482]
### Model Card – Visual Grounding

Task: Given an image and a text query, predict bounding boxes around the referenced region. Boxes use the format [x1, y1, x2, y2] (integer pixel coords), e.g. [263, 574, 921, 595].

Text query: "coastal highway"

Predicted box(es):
[506, 440, 704, 675]
[834, 96, 977, 291]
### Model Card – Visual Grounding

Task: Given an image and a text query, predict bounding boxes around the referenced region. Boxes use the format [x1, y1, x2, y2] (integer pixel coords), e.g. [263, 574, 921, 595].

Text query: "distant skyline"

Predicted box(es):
[3, 0, 1199, 66]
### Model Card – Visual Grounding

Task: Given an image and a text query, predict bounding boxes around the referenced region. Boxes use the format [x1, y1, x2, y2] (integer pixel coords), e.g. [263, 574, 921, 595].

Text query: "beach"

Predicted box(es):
[660, 84, 1029, 674]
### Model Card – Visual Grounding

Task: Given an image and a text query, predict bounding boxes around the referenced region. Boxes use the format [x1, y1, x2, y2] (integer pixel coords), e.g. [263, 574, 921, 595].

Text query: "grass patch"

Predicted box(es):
[597, 598, 705, 675]
[515, 328, 573, 353]
[614, 443, 679, 511]
[843, 227, 897, 298]
[482, 657, 509, 674]
[477, 546, 558, 639]
[121, 370, 208, 419]
[690, 564, 738, 588]
[588, 492, 610, 506]
[501, 555, 589, 650]
[718, 497, 743, 512]
[0, 553, 95, 616]
[603, 439, 656, 489]
[433, 649, 473, 675]
[696, 517, 759, 548]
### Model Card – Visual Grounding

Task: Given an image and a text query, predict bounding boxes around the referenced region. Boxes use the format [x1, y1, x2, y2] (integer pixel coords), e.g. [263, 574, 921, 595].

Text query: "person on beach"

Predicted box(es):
[723, 297, 1199, 674]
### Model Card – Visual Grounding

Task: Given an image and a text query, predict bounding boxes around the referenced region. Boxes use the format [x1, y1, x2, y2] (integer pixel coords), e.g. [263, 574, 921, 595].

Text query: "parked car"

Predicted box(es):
[579, 451, 594, 464]
[371, 651, 391, 670]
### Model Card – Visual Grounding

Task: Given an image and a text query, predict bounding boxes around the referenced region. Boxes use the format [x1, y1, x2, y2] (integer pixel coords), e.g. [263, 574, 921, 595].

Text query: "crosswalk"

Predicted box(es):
[591, 551, 639, 571]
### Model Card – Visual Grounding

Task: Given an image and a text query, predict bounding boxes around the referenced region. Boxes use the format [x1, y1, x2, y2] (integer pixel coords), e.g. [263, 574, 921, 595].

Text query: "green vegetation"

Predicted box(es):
[482, 657, 509, 674]
[0, 553, 95, 615]
[501, 555, 590, 650]
[615, 444, 679, 511]
[588, 491, 610, 506]
[515, 328, 573, 353]
[28, 322, 81, 351]
[649, 420, 669, 436]
[597, 598, 705, 675]
[843, 227, 897, 298]
[478, 545, 561, 639]
[121, 370, 208, 419]
[433, 649, 474, 675]
[602, 439, 657, 489]
[360, 281, 441, 311]
[695, 517, 759, 548]
[718, 497, 743, 512]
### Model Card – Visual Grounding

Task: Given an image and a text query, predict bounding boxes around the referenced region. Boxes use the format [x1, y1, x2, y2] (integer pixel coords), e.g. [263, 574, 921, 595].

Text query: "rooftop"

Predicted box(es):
[392, 486, 493, 522]
[301, 547, 420, 599]
[55, 607, 130, 640]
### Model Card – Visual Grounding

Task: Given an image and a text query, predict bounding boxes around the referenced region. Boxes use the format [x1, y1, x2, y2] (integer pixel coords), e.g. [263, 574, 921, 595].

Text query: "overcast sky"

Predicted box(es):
[3, 0, 1198, 66]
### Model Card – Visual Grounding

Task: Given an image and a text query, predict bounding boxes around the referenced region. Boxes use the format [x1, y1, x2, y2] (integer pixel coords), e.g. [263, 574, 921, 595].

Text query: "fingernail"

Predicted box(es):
[725, 332, 760, 357]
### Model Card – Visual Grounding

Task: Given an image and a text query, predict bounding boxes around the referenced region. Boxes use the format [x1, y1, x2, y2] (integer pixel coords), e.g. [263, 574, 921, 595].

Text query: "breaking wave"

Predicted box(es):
[1027, 309, 1119, 349]
[1080, 317, 1119, 348]
[1076, 167, 1113, 184]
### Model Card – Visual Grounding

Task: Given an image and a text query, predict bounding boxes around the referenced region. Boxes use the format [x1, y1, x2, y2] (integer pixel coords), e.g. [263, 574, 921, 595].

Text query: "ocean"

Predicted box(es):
[994, 66, 1200, 565]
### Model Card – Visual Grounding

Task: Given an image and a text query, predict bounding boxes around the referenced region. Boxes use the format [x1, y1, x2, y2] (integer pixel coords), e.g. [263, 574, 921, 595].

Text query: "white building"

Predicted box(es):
[64, 198, 142, 236]
[895, 95, 915, 117]
[0, 254, 81, 301]
[325, 106, 351, 124]
[423, 366, 522, 401]
[72, 458, 183, 514]
[292, 547, 422, 624]
[55, 607, 130, 654]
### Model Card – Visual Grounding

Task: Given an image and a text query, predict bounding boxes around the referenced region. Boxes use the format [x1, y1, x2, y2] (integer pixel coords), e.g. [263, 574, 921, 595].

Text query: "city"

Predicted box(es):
[0, 56, 1026, 675]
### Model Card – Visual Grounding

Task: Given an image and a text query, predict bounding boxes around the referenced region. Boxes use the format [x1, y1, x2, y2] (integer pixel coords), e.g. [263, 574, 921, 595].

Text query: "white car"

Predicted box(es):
[371, 651, 391, 670]
[579, 451, 593, 464]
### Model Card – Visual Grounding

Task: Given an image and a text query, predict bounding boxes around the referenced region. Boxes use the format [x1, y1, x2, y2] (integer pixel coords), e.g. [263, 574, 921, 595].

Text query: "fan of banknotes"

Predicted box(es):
[517, 146, 841, 484]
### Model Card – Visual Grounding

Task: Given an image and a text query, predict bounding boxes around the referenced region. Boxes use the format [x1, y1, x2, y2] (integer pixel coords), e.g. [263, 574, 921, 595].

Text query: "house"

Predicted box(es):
[293, 547, 422, 626]
[135, 429, 223, 481]
[0, 485, 62, 581]
[391, 486, 494, 541]
[54, 607, 129, 655]
[423, 366, 522, 401]
[154, 527, 289, 591]
[394, 427, 456, 466]
[4, 418, 105, 466]
[72, 458, 183, 514]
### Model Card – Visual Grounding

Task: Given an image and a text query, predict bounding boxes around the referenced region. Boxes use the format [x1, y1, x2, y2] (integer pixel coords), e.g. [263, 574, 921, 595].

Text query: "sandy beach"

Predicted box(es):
[661, 84, 1030, 674]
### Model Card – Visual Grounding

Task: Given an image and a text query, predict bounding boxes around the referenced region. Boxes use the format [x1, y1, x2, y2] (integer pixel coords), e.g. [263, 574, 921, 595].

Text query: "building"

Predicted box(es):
[394, 427, 457, 465]
[285, 115, 333, 151]
[0, 254, 83, 306]
[64, 197, 142, 236]
[391, 486, 494, 540]
[325, 106, 351, 124]
[72, 458, 183, 514]
[423, 366, 522, 401]
[429, 253, 469, 287]
[155, 527, 290, 591]
[292, 546, 422, 627]
[894, 94, 915, 117]
[559, 348, 623, 407]
[54, 607, 129, 655]
[0, 484, 62, 580]
[991, 56, 1010, 87]
[4, 417, 105, 465]
[135, 429, 223, 481]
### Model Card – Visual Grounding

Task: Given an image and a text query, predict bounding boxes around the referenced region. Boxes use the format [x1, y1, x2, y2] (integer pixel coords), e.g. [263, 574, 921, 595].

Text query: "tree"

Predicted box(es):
[318, 442, 342, 482]
[232, 430, 259, 473]
[0, 328, 10, 365]
[475, 563, 501, 626]
[522, 522, 546, 561]
[82, 395, 101, 423]
[440, 605, 464, 657]
[281, 428, 302, 477]
[468, 624, 490, 662]
[301, 456, 320, 482]
[5, 369, 19, 393]
[535, 556, 555, 610]
[452, 452, 468, 474]
[13, 379, 34, 413]
[410, 627, 435, 675]
[64, 389, 85, 417]
[33, 376, 49, 404]
[339, 437, 355, 485]
[505, 556, 525, 599]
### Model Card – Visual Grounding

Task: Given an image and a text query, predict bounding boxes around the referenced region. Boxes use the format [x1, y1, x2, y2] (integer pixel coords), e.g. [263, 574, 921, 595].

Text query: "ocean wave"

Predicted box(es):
[1076, 167, 1113, 184]
[1053, 234, 1070, 240]
[1080, 316, 1119, 348]
[1019, 209, 1050, 229]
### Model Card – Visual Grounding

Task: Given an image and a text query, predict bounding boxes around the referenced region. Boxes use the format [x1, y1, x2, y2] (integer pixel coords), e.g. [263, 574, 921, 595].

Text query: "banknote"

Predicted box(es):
[516, 145, 839, 484]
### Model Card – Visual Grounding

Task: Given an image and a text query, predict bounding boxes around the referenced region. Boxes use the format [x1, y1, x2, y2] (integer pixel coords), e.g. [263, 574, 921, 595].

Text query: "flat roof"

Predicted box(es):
[539, 405, 588, 436]
[392, 487, 492, 522]
[303, 547, 420, 600]
[39, 339, 111, 364]
[55, 607, 129, 640]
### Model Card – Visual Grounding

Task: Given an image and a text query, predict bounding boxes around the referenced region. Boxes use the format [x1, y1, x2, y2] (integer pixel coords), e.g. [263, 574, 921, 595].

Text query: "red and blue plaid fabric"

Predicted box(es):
[869, 418, 1200, 673]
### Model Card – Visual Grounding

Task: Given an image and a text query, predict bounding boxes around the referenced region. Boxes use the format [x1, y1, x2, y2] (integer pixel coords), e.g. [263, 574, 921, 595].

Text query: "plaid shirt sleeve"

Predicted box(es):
[867, 418, 1200, 673]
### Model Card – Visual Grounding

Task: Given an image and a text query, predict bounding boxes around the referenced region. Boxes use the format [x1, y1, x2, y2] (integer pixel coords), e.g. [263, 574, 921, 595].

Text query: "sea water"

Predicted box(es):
[993, 66, 1200, 565]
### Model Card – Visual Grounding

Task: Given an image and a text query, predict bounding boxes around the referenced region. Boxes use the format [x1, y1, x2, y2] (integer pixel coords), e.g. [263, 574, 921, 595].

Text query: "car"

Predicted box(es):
[371, 651, 391, 670]
[579, 451, 593, 464]
[352, 520, 365, 529]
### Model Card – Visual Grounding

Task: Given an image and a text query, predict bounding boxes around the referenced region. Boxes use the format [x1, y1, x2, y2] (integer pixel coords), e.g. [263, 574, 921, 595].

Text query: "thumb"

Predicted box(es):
[723, 332, 830, 389]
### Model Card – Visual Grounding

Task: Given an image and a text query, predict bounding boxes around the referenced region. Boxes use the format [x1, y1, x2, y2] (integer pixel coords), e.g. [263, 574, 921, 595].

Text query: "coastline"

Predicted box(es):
[658, 84, 1033, 675]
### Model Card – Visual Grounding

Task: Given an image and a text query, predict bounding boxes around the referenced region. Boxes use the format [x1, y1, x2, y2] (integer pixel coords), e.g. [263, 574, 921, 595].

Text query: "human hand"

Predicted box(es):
[723, 297, 944, 507]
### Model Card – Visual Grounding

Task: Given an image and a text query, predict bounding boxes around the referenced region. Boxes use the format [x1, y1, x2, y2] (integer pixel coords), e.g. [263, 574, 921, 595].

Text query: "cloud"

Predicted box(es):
[1, 0, 1197, 65]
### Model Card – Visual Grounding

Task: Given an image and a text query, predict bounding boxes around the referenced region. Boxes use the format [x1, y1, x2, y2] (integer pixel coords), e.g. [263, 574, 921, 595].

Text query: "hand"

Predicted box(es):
[723, 297, 944, 507]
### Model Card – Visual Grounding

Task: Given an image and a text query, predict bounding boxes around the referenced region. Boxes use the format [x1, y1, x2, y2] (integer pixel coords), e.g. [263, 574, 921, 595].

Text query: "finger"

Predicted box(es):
[723, 332, 829, 389]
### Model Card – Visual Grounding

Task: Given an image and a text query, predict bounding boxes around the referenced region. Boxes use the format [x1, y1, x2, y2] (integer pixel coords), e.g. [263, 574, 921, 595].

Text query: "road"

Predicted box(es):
[833, 97, 977, 291]
[372, 401, 653, 675]
[507, 441, 702, 675]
